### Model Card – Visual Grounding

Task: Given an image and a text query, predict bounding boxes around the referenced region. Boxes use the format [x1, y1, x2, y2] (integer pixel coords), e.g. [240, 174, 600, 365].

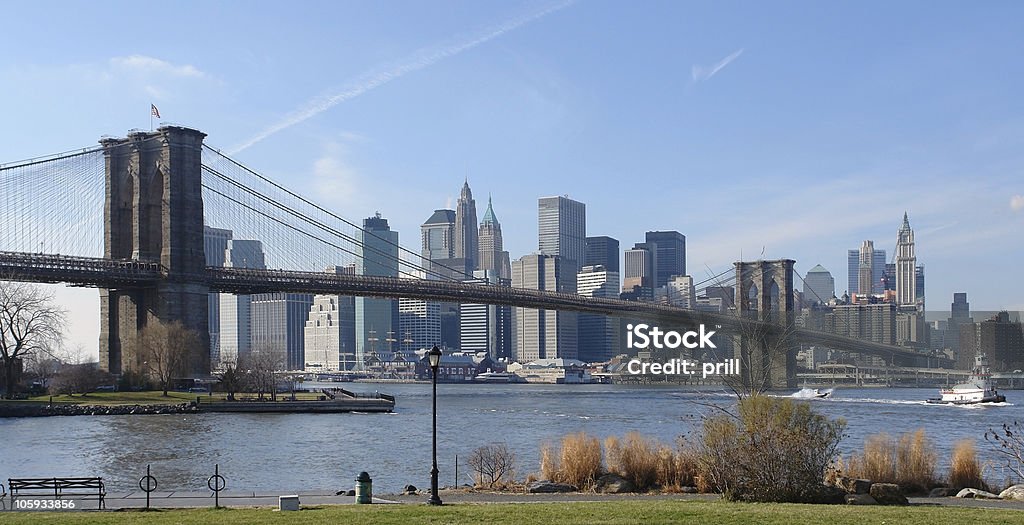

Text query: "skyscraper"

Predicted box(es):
[218, 238, 267, 368]
[477, 196, 511, 279]
[585, 236, 619, 273]
[622, 244, 652, 297]
[896, 212, 917, 306]
[356, 213, 399, 368]
[454, 181, 479, 273]
[303, 265, 356, 372]
[204, 226, 233, 367]
[251, 292, 314, 371]
[802, 264, 836, 306]
[644, 231, 686, 288]
[848, 246, 887, 295]
[399, 299, 440, 353]
[460, 270, 512, 361]
[511, 253, 578, 361]
[421, 209, 456, 261]
[577, 265, 621, 362]
[538, 195, 586, 271]
[858, 240, 875, 296]
[945, 292, 972, 356]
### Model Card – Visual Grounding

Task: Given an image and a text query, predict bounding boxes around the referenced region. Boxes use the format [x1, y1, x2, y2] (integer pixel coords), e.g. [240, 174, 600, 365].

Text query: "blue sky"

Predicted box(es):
[2, 1, 1023, 355]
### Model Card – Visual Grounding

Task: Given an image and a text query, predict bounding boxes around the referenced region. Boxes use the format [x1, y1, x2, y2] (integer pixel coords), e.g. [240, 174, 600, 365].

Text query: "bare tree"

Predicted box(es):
[986, 421, 1024, 483]
[50, 363, 113, 396]
[216, 365, 248, 401]
[133, 321, 198, 396]
[243, 342, 285, 401]
[0, 281, 67, 399]
[468, 443, 517, 488]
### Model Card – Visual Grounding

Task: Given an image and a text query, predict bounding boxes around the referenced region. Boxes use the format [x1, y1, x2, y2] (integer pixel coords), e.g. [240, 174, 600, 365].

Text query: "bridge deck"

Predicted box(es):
[0, 251, 936, 365]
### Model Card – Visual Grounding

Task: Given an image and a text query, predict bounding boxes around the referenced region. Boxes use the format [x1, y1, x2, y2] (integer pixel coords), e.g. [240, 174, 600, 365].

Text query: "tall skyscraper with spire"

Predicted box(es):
[896, 212, 917, 306]
[477, 195, 511, 279]
[454, 180, 479, 273]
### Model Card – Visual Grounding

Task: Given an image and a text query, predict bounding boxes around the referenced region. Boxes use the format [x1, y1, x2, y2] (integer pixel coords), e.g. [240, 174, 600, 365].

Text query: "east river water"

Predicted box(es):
[1, 383, 1022, 495]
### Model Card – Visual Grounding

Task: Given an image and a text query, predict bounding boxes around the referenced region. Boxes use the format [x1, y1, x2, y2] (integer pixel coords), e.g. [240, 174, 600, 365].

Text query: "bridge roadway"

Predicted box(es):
[0, 251, 934, 365]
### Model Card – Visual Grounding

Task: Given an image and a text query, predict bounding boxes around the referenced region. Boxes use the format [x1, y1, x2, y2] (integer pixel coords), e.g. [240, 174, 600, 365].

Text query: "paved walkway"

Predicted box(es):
[50, 489, 1024, 511]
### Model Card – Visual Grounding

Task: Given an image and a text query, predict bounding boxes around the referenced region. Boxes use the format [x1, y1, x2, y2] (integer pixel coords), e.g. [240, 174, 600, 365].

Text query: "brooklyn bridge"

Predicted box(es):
[0, 126, 940, 387]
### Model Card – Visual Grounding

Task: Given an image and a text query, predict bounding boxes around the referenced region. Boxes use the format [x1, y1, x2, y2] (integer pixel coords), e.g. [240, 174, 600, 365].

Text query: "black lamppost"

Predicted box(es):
[427, 345, 443, 506]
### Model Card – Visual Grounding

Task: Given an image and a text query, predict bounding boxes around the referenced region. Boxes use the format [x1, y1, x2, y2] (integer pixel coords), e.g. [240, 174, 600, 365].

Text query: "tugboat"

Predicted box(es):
[927, 352, 1006, 405]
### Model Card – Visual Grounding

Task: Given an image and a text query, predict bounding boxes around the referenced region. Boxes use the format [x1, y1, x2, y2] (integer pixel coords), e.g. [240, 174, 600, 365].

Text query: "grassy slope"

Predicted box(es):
[0, 501, 1021, 525]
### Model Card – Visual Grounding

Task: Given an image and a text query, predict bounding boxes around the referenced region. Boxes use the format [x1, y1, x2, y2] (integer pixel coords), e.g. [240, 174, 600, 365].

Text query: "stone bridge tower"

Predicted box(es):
[734, 259, 797, 389]
[98, 126, 210, 376]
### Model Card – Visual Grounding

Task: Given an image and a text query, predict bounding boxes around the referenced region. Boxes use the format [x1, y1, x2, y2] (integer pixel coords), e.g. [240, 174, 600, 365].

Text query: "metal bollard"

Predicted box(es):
[355, 471, 372, 504]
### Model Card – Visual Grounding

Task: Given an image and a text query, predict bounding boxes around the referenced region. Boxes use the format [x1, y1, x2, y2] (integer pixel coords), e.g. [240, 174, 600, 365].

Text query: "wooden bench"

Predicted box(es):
[8, 477, 105, 509]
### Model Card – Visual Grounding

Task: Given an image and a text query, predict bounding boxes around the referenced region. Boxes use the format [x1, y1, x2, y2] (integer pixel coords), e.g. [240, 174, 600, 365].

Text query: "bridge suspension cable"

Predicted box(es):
[201, 145, 473, 282]
[0, 147, 106, 258]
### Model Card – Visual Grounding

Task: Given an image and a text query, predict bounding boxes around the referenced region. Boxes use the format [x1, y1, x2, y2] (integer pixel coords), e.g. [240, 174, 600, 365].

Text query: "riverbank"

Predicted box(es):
[0, 390, 394, 417]
[1, 497, 1022, 525]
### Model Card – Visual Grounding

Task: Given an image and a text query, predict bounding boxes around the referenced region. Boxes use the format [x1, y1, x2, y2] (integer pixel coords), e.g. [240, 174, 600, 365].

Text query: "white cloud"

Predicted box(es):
[110, 55, 206, 78]
[1011, 194, 1024, 211]
[692, 48, 744, 83]
[310, 143, 362, 211]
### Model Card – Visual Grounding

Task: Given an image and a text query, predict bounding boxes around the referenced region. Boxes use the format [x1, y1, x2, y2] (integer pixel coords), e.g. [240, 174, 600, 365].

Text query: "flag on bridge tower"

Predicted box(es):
[151, 104, 161, 118]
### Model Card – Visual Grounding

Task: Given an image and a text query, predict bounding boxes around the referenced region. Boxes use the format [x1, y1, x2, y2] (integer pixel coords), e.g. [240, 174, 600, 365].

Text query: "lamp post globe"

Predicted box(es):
[428, 345, 443, 506]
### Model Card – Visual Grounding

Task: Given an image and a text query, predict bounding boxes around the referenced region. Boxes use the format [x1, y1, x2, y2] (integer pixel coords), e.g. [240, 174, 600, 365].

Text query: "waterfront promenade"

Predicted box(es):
[23, 488, 1024, 511]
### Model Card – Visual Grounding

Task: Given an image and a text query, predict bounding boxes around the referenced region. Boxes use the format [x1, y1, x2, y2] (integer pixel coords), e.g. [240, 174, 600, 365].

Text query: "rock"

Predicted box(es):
[928, 487, 960, 497]
[343, 489, 356, 496]
[845, 494, 878, 505]
[999, 484, 1024, 500]
[402, 484, 418, 495]
[595, 474, 635, 494]
[812, 484, 848, 504]
[956, 488, 1001, 499]
[869, 483, 908, 505]
[526, 480, 578, 494]
[679, 486, 698, 494]
[835, 476, 872, 495]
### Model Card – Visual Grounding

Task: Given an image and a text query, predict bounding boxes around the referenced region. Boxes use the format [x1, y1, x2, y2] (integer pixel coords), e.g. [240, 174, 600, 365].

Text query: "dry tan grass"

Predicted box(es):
[948, 439, 989, 491]
[539, 442, 558, 482]
[897, 429, 937, 492]
[844, 429, 936, 493]
[560, 432, 603, 489]
[605, 432, 660, 490]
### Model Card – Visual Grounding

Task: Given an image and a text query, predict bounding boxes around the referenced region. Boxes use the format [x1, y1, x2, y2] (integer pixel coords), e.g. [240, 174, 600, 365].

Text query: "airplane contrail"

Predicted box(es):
[230, 1, 576, 154]
[691, 48, 744, 83]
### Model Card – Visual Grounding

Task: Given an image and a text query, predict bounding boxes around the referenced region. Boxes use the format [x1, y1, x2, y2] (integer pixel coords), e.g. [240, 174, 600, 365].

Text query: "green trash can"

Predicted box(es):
[355, 471, 372, 504]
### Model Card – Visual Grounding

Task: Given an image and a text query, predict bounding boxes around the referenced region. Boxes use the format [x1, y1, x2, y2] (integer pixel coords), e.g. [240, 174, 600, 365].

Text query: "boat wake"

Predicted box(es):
[790, 388, 833, 399]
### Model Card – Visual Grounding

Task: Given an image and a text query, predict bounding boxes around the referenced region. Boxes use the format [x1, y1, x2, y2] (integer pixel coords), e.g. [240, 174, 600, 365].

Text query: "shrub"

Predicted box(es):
[469, 443, 517, 488]
[844, 429, 936, 493]
[696, 396, 845, 503]
[948, 439, 988, 491]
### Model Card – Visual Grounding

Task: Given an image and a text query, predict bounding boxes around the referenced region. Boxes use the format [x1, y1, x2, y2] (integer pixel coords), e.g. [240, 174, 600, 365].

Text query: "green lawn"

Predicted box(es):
[15, 391, 196, 405]
[0, 500, 1021, 525]
[0, 390, 324, 406]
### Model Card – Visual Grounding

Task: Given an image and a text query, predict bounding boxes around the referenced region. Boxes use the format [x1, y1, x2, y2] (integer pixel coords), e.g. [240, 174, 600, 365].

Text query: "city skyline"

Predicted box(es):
[2, 1, 1023, 356]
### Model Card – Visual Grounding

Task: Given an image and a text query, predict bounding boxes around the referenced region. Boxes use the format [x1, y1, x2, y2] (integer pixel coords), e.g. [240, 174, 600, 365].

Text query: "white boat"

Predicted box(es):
[927, 353, 1006, 405]
[812, 389, 831, 399]
[474, 371, 516, 383]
